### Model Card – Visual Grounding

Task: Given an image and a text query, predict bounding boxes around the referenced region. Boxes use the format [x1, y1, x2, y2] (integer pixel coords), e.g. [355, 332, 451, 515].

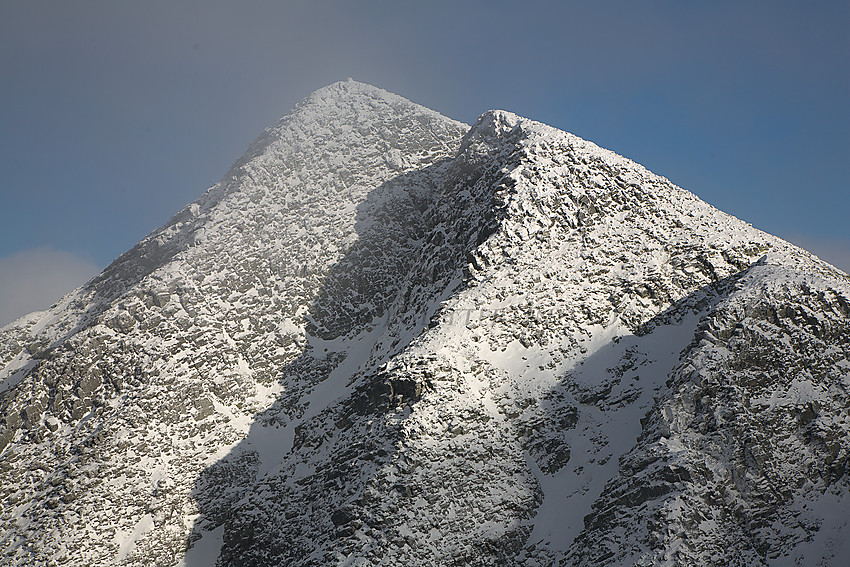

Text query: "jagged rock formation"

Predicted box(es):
[1, 80, 848, 566]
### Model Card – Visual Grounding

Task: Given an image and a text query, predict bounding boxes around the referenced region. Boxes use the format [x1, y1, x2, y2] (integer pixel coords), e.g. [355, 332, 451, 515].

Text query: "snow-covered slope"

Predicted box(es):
[1, 80, 847, 566]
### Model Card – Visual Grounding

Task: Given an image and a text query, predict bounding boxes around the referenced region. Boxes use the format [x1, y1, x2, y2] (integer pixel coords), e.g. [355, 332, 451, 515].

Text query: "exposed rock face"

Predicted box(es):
[1, 80, 848, 566]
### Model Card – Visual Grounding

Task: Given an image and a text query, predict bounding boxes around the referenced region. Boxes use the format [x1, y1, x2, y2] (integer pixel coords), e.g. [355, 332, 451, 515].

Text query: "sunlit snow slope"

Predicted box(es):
[1, 80, 848, 567]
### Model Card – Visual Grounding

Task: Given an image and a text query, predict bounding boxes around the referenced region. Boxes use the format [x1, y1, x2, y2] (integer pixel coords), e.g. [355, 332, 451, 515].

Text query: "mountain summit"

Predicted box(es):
[1, 81, 848, 566]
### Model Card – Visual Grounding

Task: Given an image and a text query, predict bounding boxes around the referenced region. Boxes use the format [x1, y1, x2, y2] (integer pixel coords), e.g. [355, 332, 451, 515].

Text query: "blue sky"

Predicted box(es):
[1, 1, 848, 324]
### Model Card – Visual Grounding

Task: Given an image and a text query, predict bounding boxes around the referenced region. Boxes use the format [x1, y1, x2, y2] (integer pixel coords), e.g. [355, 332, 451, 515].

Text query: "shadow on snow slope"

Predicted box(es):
[180, 155, 802, 566]
[185, 152, 503, 565]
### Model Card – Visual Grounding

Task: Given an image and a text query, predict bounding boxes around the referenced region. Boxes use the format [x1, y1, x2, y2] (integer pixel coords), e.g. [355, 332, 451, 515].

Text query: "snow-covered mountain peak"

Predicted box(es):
[293, 78, 428, 114]
[1, 83, 848, 567]
[462, 109, 523, 146]
[223, 78, 467, 190]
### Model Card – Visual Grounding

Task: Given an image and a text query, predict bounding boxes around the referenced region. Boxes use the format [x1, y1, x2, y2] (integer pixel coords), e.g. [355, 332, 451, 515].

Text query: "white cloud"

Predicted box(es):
[0, 248, 100, 327]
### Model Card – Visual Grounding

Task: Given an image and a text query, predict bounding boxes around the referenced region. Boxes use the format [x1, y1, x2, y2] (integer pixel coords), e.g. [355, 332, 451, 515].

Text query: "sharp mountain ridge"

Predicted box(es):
[1, 80, 848, 566]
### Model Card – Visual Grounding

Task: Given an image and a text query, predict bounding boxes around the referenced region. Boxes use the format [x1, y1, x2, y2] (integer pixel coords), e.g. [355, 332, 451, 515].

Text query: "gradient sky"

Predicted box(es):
[1, 1, 848, 325]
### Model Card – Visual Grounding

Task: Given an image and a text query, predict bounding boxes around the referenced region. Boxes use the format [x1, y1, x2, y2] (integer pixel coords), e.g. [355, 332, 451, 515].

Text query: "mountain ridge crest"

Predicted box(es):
[0, 82, 847, 567]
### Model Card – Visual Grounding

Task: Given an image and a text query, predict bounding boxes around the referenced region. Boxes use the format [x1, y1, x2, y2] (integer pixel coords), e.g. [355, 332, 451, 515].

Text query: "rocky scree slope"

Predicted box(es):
[1, 80, 848, 567]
